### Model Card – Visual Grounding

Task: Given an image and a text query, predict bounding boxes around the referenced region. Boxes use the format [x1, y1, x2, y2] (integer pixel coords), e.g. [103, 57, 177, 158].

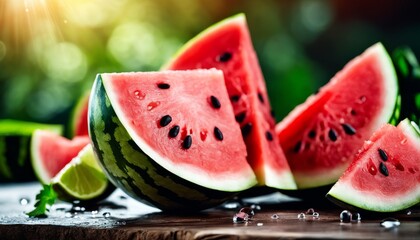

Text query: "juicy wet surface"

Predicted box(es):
[0, 182, 419, 239]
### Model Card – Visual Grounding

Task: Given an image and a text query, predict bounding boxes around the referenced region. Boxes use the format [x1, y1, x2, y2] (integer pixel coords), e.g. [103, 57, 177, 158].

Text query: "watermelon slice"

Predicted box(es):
[327, 119, 420, 212]
[0, 120, 62, 182]
[89, 69, 258, 211]
[163, 14, 296, 190]
[69, 91, 90, 137]
[275, 43, 399, 189]
[31, 129, 90, 184]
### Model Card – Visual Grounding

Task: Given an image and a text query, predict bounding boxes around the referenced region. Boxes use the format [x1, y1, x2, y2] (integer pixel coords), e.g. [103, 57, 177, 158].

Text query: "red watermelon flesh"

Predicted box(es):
[327, 119, 420, 212]
[70, 92, 90, 137]
[276, 43, 399, 189]
[164, 14, 296, 190]
[100, 69, 257, 191]
[31, 130, 90, 184]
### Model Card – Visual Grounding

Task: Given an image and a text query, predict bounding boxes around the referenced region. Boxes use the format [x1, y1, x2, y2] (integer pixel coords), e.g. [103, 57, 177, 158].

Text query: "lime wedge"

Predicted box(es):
[51, 144, 110, 201]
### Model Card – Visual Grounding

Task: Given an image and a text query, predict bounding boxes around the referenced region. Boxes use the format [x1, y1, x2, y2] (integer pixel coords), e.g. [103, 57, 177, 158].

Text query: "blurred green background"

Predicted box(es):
[1, 0, 419, 130]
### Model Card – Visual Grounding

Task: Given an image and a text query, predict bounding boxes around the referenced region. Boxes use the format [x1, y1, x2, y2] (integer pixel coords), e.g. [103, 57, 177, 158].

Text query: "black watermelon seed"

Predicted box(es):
[157, 83, 170, 89]
[341, 123, 356, 135]
[168, 125, 180, 138]
[241, 123, 252, 137]
[265, 131, 273, 141]
[270, 110, 276, 119]
[210, 96, 221, 109]
[308, 130, 316, 139]
[231, 95, 240, 102]
[214, 127, 223, 141]
[257, 92, 264, 103]
[328, 129, 338, 142]
[293, 141, 302, 153]
[159, 115, 172, 127]
[235, 112, 246, 123]
[217, 52, 232, 62]
[378, 148, 388, 161]
[182, 135, 192, 149]
[379, 162, 389, 176]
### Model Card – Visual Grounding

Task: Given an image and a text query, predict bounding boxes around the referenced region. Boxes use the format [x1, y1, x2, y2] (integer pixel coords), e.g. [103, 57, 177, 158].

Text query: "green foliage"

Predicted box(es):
[27, 184, 57, 218]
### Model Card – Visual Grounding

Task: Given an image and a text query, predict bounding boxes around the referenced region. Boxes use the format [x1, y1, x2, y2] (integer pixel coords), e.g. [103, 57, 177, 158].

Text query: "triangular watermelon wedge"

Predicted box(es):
[327, 119, 420, 212]
[276, 43, 399, 189]
[163, 14, 296, 190]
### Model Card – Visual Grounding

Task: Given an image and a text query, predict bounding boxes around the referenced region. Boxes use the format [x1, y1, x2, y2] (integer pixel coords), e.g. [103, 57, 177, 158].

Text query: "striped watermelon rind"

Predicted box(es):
[89, 75, 249, 211]
[0, 120, 62, 182]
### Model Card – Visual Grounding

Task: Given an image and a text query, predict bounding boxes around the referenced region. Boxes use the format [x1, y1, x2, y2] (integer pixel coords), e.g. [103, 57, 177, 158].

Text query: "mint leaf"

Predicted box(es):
[27, 184, 57, 217]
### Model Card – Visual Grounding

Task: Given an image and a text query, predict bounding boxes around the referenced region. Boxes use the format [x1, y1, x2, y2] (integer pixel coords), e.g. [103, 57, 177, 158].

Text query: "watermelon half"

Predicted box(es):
[276, 43, 399, 189]
[163, 14, 296, 190]
[31, 129, 90, 184]
[327, 119, 420, 212]
[88, 69, 258, 211]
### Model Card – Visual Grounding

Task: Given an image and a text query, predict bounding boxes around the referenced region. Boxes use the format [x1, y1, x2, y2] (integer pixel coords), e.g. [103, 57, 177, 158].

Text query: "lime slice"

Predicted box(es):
[51, 144, 110, 201]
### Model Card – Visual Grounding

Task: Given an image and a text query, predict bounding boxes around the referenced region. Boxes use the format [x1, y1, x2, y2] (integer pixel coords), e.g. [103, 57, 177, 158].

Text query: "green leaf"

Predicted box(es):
[27, 184, 57, 218]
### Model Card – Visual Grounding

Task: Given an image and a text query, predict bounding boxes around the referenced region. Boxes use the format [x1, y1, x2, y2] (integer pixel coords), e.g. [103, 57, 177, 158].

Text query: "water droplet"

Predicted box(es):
[257, 222, 264, 226]
[271, 214, 279, 219]
[340, 210, 352, 223]
[400, 138, 407, 145]
[312, 212, 320, 219]
[406, 210, 412, 215]
[380, 218, 400, 228]
[91, 210, 98, 215]
[367, 159, 377, 175]
[351, 212, 361, 222]
[297, 213, 306, 220]
[233, 212, 249, 223]
[250, 204, 261, 211]
[306, 208, 315, 215]
[65, 212, 73, 218]
[239, 207, 255, 218]
[357, 96, 367, 104]
[116, 221, 126, 225]
[19, 197, 30, 206]
[147, 101, 160, 111]
[133, 90, 146, 100]
[103, 212, 111, 218]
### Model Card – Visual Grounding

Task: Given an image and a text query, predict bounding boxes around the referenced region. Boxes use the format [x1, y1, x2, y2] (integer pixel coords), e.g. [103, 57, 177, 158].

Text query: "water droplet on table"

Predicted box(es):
[239, 207, 255, 218]
[312, 212, 320, 219]
[103, 212, 111, 218]
[233, 212, 249, 223]
[351, 212, 361, 222]
[257, 222, 263, 226]
[340, 210, 352, 223]
[297, 213, 306, 220]
[271, 214, 279, 219]
[306, 208, 315, 215]
[19, 197, 30, 206]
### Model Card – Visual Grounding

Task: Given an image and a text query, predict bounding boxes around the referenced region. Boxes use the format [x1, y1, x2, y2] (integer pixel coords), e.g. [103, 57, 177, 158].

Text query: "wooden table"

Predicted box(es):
[0, 182, 418, 239]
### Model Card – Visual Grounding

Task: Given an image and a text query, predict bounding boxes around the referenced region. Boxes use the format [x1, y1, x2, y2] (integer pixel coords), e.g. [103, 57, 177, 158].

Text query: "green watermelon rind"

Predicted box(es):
[0, 120, 62, 182]
[161, 13, 245, 70]
[326, 119, 420, 212]
[89, 75, 255, 211]
[276, 43, 400, 189]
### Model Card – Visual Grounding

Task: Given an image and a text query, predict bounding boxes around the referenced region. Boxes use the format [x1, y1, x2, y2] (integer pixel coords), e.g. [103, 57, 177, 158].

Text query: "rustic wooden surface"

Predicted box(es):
[0, 182, 419, 240]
